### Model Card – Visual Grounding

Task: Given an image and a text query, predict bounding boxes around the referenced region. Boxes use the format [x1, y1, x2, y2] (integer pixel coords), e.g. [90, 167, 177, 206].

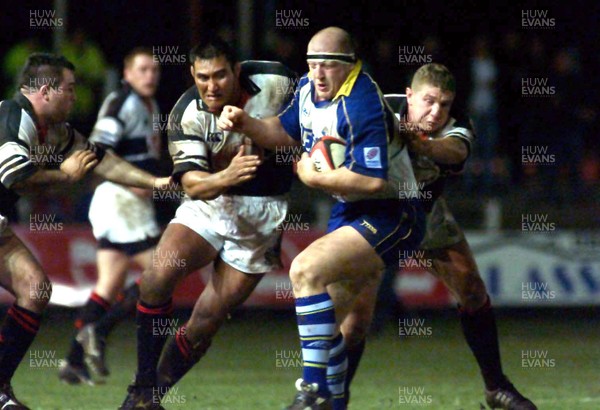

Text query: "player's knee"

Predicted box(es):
[22, 277, 52, 312]
[289, 256, 324, 290]
[139, 266, 177, 300]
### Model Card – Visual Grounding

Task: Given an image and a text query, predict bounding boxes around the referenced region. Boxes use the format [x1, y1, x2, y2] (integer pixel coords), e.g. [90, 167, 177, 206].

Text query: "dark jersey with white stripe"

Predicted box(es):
[0, 93, 104, 216]
[384, 94, 475, 211]
[89, 83, 160, 173]
[168, 60, 297, 196]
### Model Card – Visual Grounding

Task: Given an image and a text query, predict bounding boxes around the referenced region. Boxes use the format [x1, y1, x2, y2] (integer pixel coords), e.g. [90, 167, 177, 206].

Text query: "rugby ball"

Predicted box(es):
[309, 136, 346, 172]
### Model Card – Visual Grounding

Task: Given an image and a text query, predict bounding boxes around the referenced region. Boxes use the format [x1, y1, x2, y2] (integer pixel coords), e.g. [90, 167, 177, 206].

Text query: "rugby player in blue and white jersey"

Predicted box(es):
[60, 48, 166, 385]
[119, 36, 297, 409]
[219, 27, 424, 410]
[0, 53, 170, 410]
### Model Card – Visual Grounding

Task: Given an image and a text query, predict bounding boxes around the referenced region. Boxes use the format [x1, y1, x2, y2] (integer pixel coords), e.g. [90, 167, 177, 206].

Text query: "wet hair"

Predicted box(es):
[189, 35, 237, 68]
[18, 52, 75, 90]
[411, 63, 456, 93]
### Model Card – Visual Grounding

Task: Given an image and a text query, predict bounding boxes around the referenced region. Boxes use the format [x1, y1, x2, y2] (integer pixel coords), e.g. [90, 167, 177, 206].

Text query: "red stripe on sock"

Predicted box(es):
[8, 308, 38, 334]
[10, 306, 40, 328]
[90, 292, 110, 310]
[136, 302, 173, 315]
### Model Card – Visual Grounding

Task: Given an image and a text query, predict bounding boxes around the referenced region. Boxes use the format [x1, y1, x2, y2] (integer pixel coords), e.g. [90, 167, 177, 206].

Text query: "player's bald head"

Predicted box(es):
[307, 27, 354, 55]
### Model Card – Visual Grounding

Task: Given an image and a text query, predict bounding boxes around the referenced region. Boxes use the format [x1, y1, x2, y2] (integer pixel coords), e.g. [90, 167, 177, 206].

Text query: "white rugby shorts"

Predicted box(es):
[88, 181, 160, 243]
[170, 194, 288, 274]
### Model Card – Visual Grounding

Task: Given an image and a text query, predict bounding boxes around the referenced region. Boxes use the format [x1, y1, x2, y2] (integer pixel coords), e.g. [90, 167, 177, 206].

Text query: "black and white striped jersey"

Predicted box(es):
[168, 60, 297, 196]
[384, 94, 475, 208]
[0, 93, 104, 216]
[89, 83, 161, 173]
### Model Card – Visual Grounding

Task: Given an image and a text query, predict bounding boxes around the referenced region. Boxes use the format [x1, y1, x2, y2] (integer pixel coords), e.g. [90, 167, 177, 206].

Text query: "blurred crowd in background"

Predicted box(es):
[2, 1, 599, 230]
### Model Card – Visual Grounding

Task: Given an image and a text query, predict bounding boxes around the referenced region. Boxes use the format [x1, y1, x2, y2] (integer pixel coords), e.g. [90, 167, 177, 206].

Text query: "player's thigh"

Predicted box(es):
[94, 248, 131, 302]
[186, 258, 263, 338]
[427, 239, 487, 307]
[132, 247, 154, 271]
[291, 226, 384, 293]
[140, 223, 218, 300]
[0, 230, 49, 311]
[201, 258, 263, 312]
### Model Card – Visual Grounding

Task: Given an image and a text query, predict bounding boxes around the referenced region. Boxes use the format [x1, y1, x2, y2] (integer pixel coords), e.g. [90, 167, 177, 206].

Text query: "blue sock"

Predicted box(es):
[327, 333, 348, 409]
[296, 292, 336, 396]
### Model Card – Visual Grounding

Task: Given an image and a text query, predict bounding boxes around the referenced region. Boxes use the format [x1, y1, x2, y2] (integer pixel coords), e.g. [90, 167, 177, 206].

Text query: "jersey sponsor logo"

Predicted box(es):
[364, 147, 382, 169]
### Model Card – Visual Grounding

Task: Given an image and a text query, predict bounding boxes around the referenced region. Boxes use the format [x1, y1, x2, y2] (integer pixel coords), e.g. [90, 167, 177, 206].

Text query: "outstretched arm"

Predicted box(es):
[13, 150, 99, 191]
[93, 150, 171, 189]
[403, 132, 467, 164]
[217, 105, 298, 150]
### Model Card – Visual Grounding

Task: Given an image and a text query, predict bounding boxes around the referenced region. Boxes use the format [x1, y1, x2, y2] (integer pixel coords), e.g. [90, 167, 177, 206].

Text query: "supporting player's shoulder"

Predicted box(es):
[240, 60, 299, 96]
[0, 98, 37, 149]
[241, 60, 300, 114]
[168, 86, 206, 139]
[98, 86, 133, 121]
[170, 85, 199, 119]
[240, 60, 297, 81]
[383, 93, 407, 118]
[343, 72, 395, 130]
[348, 72, 391, 112]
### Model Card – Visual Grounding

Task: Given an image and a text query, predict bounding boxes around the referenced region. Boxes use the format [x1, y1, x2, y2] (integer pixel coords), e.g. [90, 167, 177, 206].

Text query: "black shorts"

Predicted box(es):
[97, 236, 160, 256]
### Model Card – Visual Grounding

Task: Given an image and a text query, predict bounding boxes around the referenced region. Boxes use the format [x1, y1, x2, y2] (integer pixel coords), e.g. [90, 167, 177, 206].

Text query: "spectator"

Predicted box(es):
[465, 35, 500, 197]
[496, 30, 526, 185]
[545, 48, 591, 203]
[61, 27, 108, 135]
[2, 38, 46, 99]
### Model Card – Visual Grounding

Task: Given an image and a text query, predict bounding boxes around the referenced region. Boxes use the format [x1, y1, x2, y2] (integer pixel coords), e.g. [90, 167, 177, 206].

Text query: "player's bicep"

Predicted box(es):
[89, 116, 124, 149]
[65, 129, 106, 161]
[169, 133, 210, 183]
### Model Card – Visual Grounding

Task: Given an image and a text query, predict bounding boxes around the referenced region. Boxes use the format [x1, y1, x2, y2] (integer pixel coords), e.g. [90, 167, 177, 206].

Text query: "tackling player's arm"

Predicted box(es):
[93, 149, 170, 190]
[172, 107, 260, 200]
[180, 146, 260, 200]
[218, 106, 299, 150]
[402, 131, 467, 165]
[68, 131, 171, 190]
[12, 149, 98, 191]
